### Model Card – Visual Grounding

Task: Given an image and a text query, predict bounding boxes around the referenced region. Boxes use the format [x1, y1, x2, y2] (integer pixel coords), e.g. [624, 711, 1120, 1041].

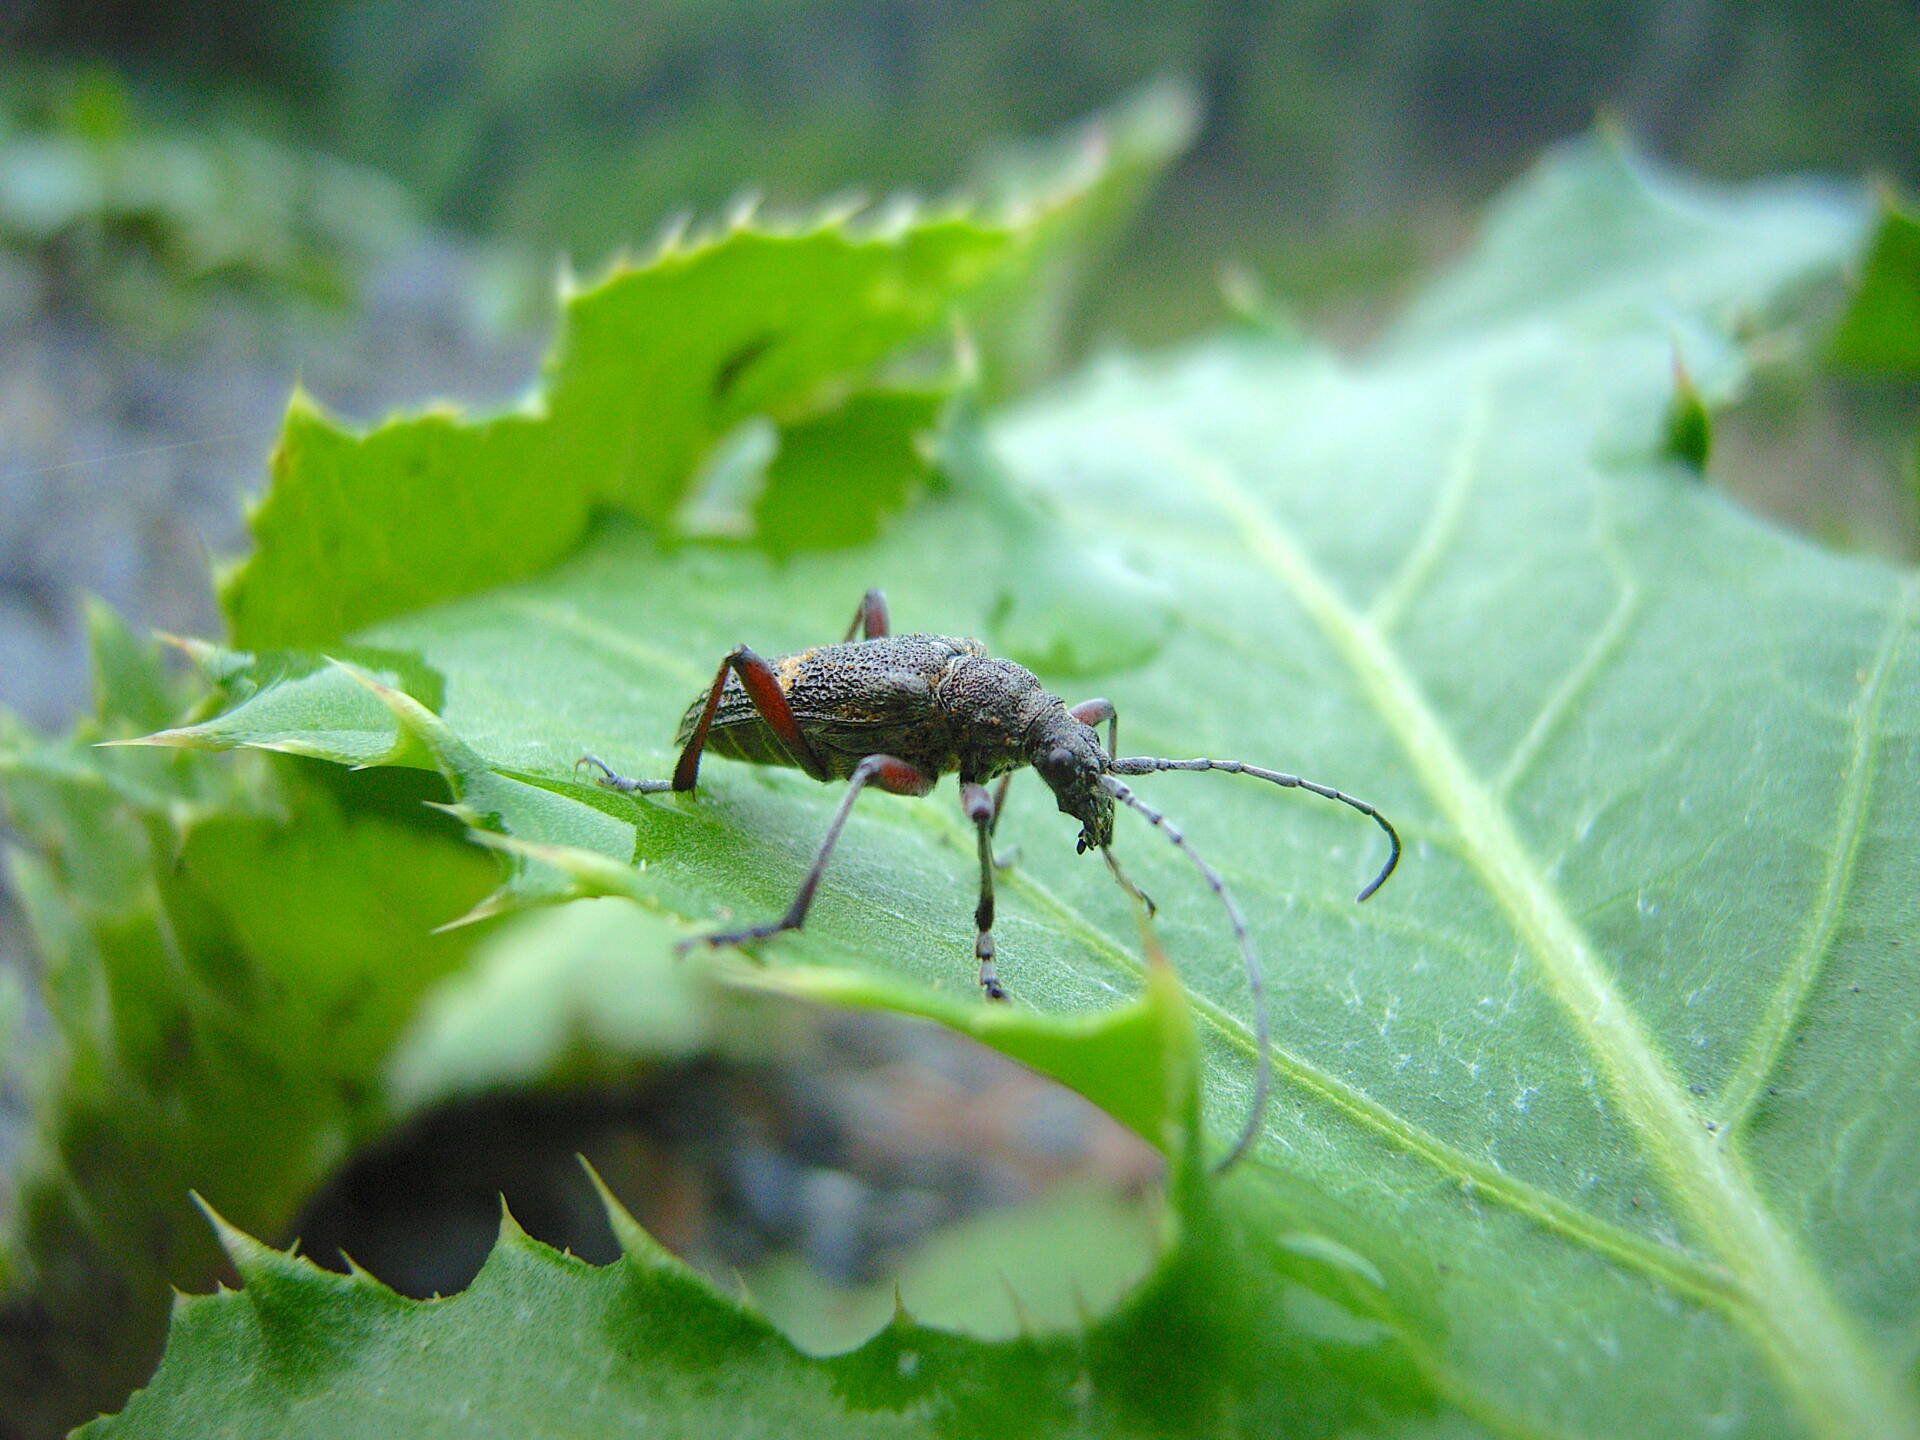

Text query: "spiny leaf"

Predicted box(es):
[88, 1111, 1442, 1440]
[219, 213, 998, 652]
[1831, 190, 1920, 373]
[750, 387, 947, 556]
[219, 91, 1190, 653]
[0, 613, 498, 1439]
[137, 136, 1920, 1440]
[1662, 355, 1712, 473]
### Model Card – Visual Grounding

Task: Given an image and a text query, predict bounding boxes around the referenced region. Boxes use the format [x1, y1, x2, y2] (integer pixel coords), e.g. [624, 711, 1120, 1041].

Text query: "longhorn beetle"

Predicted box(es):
[577, 589, 1400, 1171]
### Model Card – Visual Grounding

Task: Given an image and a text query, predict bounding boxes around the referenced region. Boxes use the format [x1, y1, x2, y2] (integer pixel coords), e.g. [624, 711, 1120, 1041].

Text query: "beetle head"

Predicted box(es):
[1029, 716, 1114, 852]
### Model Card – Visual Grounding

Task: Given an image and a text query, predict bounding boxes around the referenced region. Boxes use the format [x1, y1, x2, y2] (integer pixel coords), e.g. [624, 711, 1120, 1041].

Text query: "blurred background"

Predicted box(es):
[4, 0, 1919, 728]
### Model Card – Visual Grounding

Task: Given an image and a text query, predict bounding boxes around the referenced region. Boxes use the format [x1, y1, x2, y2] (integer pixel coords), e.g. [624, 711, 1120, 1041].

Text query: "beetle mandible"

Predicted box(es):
[577, 588, 1400, 1171]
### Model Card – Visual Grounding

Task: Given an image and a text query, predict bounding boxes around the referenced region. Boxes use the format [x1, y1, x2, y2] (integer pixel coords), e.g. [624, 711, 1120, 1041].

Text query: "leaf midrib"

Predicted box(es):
[400, 525, 1882, 1423]
[983, 844, 1738, 1310]
[450, 588, 1740, 1309]
[1179, 437, 1920, 1440]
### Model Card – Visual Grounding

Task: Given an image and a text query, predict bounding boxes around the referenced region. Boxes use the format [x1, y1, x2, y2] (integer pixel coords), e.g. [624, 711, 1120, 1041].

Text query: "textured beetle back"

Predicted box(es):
[679, 634, 990, 780]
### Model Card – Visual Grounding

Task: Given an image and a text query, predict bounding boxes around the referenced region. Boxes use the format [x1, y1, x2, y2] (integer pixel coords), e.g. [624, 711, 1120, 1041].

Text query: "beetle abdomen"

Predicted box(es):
[701, 720, 808, 769]
[674, 633, 987, 779]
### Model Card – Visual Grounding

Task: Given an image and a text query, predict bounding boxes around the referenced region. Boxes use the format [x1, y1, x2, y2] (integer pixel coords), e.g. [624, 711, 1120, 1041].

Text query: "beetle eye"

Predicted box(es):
[1076, 832, 1089, 854]
[1049, 746, 1073, 769]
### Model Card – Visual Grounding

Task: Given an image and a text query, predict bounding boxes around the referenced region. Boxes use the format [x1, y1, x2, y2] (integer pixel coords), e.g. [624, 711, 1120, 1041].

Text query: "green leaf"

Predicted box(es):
[380, 898, 719, 1113]
[128, 134, 1920, 1438]
[130, 646, 444, 768]
[91, 1203, 925, 1440]
[1661, 355, 1712, 474]
[385, 896, 1195, 1155]
[957, 79, 1200, 397]
[1831, 191, 1920, 373]
[218, 201, 1005, 654]
[1391, 132, 1861, 353]
[87, 937, 1433, 1439]
[94, 903, 1444, 1437]
[0, 616, 499, 1439]
[218, 94, 1188, 653]
[380, 896, 1186, 1356]
[750, 387, 947, 555]
[84, 1151, 1434, 1440]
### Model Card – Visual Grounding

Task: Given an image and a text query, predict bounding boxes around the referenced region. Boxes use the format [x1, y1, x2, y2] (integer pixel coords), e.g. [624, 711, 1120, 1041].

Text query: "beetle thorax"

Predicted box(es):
[934, 653, 1055, 781]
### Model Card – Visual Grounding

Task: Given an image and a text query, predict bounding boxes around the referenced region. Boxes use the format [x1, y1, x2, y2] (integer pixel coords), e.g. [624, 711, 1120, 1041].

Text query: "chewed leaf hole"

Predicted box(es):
[293, 991, 1165, 1354]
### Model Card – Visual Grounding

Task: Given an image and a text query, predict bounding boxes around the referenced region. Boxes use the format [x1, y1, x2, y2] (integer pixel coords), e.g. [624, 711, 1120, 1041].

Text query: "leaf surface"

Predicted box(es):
[99, 138, 1920, 1437]
[218, 85, 1194, 652]
[0, 614, 499, 1438]
[1831, 193, 1920, 373]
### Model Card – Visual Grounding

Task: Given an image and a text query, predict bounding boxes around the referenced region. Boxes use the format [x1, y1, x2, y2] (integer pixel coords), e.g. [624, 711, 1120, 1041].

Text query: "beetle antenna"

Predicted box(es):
[1099, 773, 1268, 1174]
[1109, 757, 1400, 902]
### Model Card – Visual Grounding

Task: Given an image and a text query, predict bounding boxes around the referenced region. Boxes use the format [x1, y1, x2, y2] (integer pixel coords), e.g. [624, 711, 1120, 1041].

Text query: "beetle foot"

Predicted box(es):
[677, 922, 790, 956]
[977, 935, 1008, 1000]
[576, 753, 672, 794]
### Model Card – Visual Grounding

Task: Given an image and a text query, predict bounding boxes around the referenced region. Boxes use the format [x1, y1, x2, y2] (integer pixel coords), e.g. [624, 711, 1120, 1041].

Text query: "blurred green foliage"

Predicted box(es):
[14, 0, 1920, 339]
[1832, 195, 1920, 376]
[0, 66, 418, 333]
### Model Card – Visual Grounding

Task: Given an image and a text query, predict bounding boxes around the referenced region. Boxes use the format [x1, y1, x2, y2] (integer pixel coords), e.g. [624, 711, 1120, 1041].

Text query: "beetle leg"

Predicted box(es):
[684, 753, 932, 953]
[1069, 697, 1118, 755]
[987, 772, 1019, 869]
[960, 781, 1008, 1000]
[986, 773, 1013, 836]
[841, 588, 890, 642]
[575, 753, 671, 793]
[591, 643, 837, 795]
[670, 644, 834, 791]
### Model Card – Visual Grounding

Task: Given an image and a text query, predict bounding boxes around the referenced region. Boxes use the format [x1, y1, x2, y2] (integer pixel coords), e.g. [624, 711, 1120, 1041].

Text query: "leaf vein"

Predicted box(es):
[1370, 383, 1491, 634]
[1495, 485, 1644, 797]
[988, 839, 1739, 1311]
[1719, 574, 1918, 1135]
[1177, 437, 1920, 1440]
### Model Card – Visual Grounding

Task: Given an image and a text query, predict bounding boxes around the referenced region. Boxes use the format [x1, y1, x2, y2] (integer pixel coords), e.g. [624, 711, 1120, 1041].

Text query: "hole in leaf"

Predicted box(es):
[676, 417, 778, 540]
[294, 994, 1165, 1354]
